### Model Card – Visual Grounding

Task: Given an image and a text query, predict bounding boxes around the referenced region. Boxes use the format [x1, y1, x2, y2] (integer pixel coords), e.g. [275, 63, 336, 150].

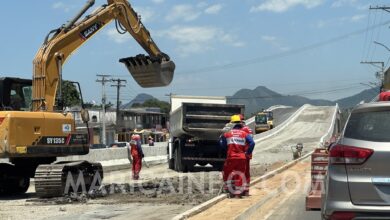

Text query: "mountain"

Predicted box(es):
[123, 86, 380, 115]
[121, 93, 155, 109]
[227, 86, 333, 116]
[335, 87, 379, 109]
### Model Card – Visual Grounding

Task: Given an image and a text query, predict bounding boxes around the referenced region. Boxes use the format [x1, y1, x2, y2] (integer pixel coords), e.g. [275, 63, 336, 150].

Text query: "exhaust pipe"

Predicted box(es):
[119, 54, 175, 88]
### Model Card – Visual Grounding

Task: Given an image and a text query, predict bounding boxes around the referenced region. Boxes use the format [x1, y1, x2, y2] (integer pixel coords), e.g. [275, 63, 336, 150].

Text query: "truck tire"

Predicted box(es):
[168, 158, 175, 170]
[174, 142, 185, 172]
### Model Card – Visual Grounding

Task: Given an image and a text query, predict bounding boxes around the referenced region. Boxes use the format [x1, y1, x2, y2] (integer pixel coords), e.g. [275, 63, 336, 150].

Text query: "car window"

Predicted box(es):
[344, 110, 390, 142]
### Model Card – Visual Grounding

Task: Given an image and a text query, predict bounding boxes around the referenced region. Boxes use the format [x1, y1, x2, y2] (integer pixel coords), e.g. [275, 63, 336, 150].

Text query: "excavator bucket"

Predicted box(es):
[119, 55, 175, 88]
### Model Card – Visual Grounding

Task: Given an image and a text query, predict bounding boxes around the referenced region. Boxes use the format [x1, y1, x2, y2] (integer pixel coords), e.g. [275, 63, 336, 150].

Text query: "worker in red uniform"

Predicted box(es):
[220, 115, 255, 198]
[239, 114, 253, 196]
[379, 91, 390, 101]
[129, 133, 144, 180]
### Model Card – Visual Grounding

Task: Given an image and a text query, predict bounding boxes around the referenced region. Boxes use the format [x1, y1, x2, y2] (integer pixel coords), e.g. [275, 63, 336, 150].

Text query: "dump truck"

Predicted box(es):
[167, 95, 244, 172]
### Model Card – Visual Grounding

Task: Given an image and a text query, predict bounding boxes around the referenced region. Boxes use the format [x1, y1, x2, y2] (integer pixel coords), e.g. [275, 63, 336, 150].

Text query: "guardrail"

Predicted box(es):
[319, 104, 339, 147]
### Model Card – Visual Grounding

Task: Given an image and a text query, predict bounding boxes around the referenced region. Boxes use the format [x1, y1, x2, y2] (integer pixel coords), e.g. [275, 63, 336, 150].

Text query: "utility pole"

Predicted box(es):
[111, 78, 127, 132]
[96, 74, 112, 146]
[369, 6, 390, 13]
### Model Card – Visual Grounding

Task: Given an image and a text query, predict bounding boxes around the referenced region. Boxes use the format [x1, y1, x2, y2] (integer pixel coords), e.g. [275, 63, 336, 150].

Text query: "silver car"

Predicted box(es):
[322, 102, 390, 219]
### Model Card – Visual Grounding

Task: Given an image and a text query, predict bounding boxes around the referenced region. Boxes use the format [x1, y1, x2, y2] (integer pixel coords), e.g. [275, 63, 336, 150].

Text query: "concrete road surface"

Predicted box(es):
[0, 105, 335, 220]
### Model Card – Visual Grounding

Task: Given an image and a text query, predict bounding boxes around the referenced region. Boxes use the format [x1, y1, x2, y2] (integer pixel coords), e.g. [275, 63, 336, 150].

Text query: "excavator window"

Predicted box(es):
[10, 85, 32, 111]
[0, 78, 32, 111]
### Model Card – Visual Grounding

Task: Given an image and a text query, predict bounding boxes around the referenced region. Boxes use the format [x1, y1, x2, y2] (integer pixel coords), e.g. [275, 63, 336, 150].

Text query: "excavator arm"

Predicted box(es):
[32, 0, 175, 112]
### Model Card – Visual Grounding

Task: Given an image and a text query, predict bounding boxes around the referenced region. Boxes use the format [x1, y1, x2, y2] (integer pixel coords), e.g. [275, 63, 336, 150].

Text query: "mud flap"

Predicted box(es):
[119, 54, 175, 88]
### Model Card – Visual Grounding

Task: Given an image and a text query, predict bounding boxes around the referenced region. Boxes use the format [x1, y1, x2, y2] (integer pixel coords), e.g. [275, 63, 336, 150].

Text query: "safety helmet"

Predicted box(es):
[239, 114, 244, 120]
[230, 114, 242, 123]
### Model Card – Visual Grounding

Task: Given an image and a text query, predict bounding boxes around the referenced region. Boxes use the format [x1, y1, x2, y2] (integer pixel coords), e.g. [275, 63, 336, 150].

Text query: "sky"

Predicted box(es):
[1, 0, 390, 105]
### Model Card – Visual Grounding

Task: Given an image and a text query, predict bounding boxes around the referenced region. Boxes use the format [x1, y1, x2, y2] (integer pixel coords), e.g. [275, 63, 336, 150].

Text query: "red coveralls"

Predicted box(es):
[222, 128, 250, 196]
[241, 125, 253, 195]
[130, 134, 143, 180]
[379, 91, 390, 101]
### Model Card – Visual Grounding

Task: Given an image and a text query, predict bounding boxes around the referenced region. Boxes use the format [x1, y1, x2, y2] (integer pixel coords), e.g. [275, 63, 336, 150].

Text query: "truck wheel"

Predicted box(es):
[174, 144, 184, 172]
[168, 158, 175, 170]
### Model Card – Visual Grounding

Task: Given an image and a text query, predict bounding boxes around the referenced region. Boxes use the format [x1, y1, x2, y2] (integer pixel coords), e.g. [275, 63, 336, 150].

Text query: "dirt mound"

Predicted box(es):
[28, 175, 222, 205]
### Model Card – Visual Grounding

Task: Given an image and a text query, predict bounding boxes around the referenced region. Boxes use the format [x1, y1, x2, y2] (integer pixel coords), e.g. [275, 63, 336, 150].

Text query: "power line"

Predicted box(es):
[176, 19, 390, 75]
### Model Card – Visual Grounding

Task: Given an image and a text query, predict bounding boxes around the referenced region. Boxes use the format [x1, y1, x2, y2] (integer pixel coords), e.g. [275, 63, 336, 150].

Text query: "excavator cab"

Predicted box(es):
[120, 54, 175, 88]
[0, 77, 32, 111]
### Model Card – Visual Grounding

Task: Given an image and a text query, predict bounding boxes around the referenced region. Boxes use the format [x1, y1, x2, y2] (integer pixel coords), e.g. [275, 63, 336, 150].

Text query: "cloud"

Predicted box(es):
[250, 0, 324, 13]
[166, 4, 201, 22]
[316, 14, 366, 28]
[52, 2, 71, 12]
[151, 0, 165, 4]
[261, 35, 277, 41]
[205, 4, 223, 14]
[197, 2, 208, 8]
[157, 25, 245, 55]
[261, 35, 290, 51]
[331, 0, 356, 8]
[331, 0, 369, 10]
[133, 7, 155, 23]
[350, 14, 366, 22]
[106, 28, 130, 44]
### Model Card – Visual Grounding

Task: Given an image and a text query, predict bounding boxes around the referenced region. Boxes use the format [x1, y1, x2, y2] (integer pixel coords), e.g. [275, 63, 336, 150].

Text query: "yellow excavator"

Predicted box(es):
[0, 0, 174, 197]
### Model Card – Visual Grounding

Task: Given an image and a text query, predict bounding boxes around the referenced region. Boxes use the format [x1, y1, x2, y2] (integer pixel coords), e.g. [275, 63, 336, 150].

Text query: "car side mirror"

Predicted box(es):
[81, 109, 90, 123]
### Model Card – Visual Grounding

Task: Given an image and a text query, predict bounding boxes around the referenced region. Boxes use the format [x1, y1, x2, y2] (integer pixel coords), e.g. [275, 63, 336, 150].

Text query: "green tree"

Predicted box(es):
[56, 81, 81, 107]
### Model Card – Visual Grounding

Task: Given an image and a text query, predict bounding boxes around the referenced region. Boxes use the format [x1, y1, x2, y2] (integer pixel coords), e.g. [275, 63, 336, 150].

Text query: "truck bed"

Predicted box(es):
[170, 103, 244, 140]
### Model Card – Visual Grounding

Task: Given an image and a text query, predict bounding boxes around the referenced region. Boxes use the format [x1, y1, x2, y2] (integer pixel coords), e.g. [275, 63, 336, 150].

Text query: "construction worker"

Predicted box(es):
[220, 114, 255, 198]
[239, 114, 253, 196]
[129, 133, 144, 180]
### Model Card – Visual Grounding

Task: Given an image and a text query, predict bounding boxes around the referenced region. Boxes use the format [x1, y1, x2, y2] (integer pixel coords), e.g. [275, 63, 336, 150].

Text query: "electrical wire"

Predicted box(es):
[178, 19, 390, 75]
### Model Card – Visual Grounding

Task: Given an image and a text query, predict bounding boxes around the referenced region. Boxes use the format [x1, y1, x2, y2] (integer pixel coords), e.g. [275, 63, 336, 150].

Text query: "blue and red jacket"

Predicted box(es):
[130, 134, 144, 157]
[219, 125, 255, 159]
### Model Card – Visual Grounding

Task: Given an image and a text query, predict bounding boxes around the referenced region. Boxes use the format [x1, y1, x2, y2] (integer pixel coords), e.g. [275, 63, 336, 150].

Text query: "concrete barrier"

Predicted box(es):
[57, 142, 167, 163]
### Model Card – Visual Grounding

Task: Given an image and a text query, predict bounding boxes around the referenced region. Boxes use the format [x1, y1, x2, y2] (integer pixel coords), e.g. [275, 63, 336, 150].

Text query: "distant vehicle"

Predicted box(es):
[109, 142, 130, 148]
[254, 110, 273, 134]
[322, 102, 390, 219]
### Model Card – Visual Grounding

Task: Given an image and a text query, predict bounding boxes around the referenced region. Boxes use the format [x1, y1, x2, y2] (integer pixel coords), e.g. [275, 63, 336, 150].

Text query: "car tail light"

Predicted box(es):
[329, 144, 373, 165]
[330, 211, 356, 220]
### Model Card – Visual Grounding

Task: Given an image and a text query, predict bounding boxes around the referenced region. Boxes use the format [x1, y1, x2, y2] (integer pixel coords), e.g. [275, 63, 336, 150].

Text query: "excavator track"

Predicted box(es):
[34, 161, 103, 198]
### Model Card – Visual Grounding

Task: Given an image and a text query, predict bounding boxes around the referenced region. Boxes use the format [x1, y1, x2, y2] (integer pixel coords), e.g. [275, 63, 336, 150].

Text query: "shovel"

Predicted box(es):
[119, 54, 175, 88]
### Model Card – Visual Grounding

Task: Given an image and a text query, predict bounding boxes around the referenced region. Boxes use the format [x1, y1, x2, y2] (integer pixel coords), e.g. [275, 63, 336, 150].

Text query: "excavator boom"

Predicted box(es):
[33, 0, 175, 111]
